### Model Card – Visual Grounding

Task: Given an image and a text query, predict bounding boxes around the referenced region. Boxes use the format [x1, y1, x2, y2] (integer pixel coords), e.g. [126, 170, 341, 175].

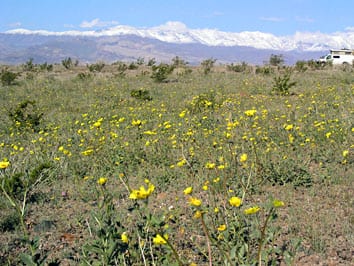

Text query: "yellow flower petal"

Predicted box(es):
[244, 206, 261, 215]
[229, 196, 242, 207]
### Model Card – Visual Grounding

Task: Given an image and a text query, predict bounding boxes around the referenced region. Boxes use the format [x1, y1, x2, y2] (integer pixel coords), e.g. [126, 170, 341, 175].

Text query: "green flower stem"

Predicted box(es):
[160, 234, 184, 266]
[257, 208, 275, 266]
[200, 215, 213, 266]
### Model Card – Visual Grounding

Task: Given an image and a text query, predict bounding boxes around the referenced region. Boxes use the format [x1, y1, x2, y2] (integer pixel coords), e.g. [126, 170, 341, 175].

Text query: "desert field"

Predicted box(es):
[0, 59, 353, 265]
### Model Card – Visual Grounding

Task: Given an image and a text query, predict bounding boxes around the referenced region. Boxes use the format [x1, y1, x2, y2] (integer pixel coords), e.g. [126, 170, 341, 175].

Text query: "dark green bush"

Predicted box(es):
[1, 69, 19, 86]
[130, 89, 152, 101]
[271, 68, 296, 95]
[8, 100, 43, 132]
[151, 63, 174, 82]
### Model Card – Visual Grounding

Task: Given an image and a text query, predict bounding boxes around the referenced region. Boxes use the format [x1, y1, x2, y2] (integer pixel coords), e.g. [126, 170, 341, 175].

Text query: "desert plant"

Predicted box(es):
[77, 72, 92, 80]
[255, 65, 274, 75]
[201, 58, 216, 75]
[147, 58, 156, 66]
[136, 57, 145, 65]
[295, 60, 308, 72]
[61, 57, 73, 69]
[8, 100, 43, 132]
[171, 56, 188, 68]
[87, 62, 105, 72]
[1, 68, 19, 86]
[128, 62, 139, 70]
[115, 61, 128, 77]
[130, 89, 152, 101]
[151, 63, 174, 82]
[39, 62, 53, 72]
[227, 61, 250, 73]
[271, 68, 296, 95]
[269, 54, 284, 67]
[22, 58, 35, 72]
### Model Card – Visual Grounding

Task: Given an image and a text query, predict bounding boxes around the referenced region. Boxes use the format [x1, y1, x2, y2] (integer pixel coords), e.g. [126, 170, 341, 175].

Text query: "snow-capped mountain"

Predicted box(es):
[5, 21, 354, 52]
[1, 21, 353, 65]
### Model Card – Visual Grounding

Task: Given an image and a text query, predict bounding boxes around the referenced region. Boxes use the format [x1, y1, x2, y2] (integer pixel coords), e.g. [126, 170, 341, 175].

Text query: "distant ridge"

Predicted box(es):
[2, 21, 353, 64]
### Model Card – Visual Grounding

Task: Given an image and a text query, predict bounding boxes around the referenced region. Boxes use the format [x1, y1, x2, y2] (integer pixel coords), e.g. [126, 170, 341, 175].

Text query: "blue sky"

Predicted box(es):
[1, 0, 353, 35]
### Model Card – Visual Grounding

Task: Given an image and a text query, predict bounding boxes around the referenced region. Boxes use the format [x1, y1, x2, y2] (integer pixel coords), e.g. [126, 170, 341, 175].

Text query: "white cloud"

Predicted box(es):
[345, 26, 354, 32]
[260, 17, 284, 22]
[153, 21, 188, 31]
[80, 18, 119, 28]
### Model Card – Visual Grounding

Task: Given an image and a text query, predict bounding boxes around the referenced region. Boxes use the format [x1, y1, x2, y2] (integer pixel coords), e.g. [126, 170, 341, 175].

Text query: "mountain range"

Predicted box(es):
[1, 21, 353, 65]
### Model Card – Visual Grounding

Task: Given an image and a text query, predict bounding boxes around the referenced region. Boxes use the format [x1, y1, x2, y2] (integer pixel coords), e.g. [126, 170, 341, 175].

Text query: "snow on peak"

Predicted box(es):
[4, 21, 354, 52]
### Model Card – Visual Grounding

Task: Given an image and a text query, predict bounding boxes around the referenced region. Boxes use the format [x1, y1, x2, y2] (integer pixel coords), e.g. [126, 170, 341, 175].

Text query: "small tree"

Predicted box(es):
[136, 57, 145, 65]
[172, 56, 188, 68]
[61, 57, 73, 69]
[1, 69, 19, 86]
[22, 58, 35, 72]
[115, 61, 128, 77]
[272, 68, 296, 95]
[151, 63, 174, 82]
[269, 54, 284, 67]
[87, 62, 105, 72]
[147, 58, 156, 66]
[201, 58, 216, 75]
[294, 60, 308, 72]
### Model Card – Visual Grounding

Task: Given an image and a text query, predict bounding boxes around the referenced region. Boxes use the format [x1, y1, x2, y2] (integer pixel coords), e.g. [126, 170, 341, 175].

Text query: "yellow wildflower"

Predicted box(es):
[121, 232, 129, 243]
[97, 177, 108, 186]
[244, 206, 261, 215]
[0, 161, 10, 169]
[177, 159, 187, 167]
[284, 124, 294, 131]
[193, 210, 202, 219]
[240, 153, 248, 163]
[81, 149, 94, 156]
[342, 150, 349, 157]
[217, 224, 227, 231]
[129, 182, 155, 200]
[183, 186, 193, 195]
[205, 162, 216, 169]
[273, 199, 285, 208]
[132, 119, 142, 126]
[153, 234, 168, 245]
[143, 130, 157, 135]
[244, 109, 257, 117]
[229, 196, 242, 207]
[188, 197, 202, 207]
[93, 121, 101, 128]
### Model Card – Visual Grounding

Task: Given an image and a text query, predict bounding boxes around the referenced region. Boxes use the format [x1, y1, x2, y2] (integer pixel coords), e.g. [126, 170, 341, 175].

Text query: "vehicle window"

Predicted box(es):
[333, 55, 340, 58]
[327, 55, 332, 59]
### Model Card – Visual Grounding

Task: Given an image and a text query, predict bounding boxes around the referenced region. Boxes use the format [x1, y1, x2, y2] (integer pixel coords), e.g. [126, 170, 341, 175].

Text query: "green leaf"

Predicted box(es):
[20, 253, 37, 266]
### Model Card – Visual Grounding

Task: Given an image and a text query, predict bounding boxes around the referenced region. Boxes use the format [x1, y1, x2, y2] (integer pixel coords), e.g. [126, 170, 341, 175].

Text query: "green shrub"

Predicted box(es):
[255, 65, 274, 75]
[151, 63, 174, 82]
[201, 58, 216, 75]
[77, 72, 92, 80]
[22, 58, 35, 72]
[8, 100, 43, 132]
[295, 60, 308, 72]
[61, 57, 73, 69]
[1, 69, 19, 86]
[271, 68, 296, 95]
[87, 62, 105, 72]
[227, 61, 251, 73]
[269, 54, 284, 67]
[130, 89, 152, 101]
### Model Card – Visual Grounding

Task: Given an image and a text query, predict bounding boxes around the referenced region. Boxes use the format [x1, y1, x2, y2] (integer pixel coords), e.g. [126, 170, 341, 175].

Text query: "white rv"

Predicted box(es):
[318, 49, 354, 65]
